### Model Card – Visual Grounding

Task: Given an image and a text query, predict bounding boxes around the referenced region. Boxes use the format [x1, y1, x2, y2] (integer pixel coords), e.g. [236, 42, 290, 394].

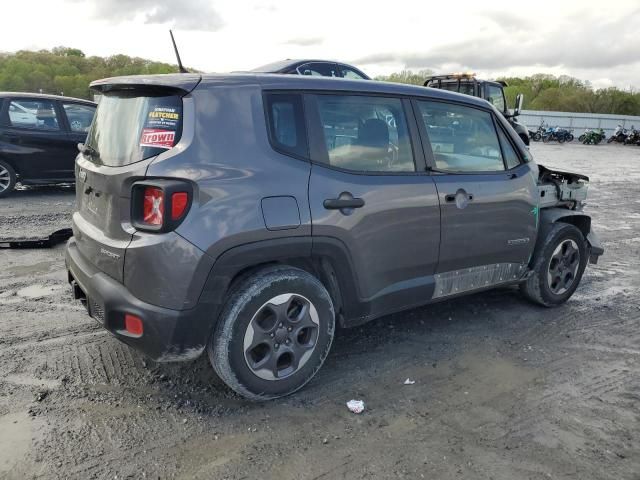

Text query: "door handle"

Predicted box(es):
[323, 197, 365, 210]
[445, 192, 473, 202]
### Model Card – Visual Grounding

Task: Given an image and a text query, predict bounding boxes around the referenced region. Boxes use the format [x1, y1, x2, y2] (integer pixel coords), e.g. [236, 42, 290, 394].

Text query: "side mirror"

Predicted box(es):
[513, 93, 524, 117]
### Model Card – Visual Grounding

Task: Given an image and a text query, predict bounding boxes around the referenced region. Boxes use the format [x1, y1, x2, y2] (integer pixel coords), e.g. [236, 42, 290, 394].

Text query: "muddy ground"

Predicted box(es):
[0, 143, 638, 480]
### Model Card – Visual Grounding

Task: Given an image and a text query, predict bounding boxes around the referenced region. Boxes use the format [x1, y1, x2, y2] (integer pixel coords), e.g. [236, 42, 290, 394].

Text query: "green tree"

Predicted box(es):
[375, 69, 434, 86]
[0, 48, 180, 99]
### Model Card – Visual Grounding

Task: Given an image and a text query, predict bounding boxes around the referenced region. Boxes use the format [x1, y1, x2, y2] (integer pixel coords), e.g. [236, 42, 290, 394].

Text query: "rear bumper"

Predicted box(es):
[66, 237, 216, 362]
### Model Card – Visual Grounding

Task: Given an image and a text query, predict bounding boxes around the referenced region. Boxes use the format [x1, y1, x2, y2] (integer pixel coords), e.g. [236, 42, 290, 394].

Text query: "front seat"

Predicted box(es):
[356, 118, 389, 167]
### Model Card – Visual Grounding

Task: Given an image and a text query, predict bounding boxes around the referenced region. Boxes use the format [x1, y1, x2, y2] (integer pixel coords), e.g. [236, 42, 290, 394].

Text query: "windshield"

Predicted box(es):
[85, 92, 182, 167]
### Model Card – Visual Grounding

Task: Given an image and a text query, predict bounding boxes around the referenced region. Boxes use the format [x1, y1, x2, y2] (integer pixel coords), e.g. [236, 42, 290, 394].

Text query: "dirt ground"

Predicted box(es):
[0, 143, 638, 480]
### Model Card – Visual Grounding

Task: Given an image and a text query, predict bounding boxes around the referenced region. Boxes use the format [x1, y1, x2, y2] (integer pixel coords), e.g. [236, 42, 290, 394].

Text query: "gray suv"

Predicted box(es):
[66, 73, 603, 400]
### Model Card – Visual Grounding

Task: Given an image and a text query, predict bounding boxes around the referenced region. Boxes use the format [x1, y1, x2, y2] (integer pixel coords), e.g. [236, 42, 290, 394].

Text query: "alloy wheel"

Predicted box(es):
[547, 239, 580, 295]
[0, 166, 10, 193]
[243, 293, 320, 380]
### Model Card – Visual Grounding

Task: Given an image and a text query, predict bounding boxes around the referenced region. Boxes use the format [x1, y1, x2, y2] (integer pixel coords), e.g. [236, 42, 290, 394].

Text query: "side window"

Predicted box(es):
[339, 66, 366, 80]
[486, 85, 506, 113]
[7, 99, 60, 130]
[314, 95, 415, 173]
[497, 127, 521, 169]
[418, 101, 505, 172]
[297, 62, 338, 77]
[265, 93, 308, 158]
[63, 103, 96, 132]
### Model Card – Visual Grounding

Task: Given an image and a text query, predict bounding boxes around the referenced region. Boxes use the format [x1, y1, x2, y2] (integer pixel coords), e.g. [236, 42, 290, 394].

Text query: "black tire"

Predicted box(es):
[558, 135, 565, 144]
[567, 134, 574, 142]
[533, 132, 542, 142]
[208, 266, 335, 401]
[521, 223, 588, 307]
[607, 136, 614, 143]
[0, 159, 17, 198]
[578, 134, 585, 142]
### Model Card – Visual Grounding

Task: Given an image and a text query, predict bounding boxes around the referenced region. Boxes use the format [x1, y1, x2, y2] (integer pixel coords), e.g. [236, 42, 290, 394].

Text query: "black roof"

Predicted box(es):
[0, 91, 96, 105]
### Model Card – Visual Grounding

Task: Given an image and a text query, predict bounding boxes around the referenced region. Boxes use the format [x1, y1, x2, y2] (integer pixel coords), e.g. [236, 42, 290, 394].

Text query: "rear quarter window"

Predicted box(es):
[264, 93, 309, 159]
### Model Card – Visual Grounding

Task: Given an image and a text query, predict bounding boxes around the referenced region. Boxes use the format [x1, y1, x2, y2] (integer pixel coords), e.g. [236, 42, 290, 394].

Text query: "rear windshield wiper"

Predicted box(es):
[78, 143, 100, 159]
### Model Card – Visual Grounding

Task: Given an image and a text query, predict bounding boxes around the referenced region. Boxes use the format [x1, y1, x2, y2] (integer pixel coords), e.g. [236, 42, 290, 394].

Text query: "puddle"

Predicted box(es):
[0, 412, 32, 474]
[4, 374, 62, 390]
[7, 261, 55, 276]
[16, 284, 65, 299]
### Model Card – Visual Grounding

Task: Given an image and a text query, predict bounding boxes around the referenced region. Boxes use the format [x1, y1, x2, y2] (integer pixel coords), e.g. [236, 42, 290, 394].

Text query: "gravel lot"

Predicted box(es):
[0, 143, 638, 480]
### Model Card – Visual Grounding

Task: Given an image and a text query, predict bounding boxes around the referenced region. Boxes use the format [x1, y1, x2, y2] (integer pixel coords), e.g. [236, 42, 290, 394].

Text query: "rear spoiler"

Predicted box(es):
[90, 74, 202, 95]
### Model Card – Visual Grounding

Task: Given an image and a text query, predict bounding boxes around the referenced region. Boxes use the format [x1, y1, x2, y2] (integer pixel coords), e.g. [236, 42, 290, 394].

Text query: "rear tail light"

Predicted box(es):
[124, 314, 143, 336]
[171, 192, 189, 220]
[132, 180, 192, 232]
[143, 187, 164, 225]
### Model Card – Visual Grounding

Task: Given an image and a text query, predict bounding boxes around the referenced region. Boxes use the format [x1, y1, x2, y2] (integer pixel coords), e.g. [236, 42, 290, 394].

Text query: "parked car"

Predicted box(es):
[251, 59, 370, 79]
[66, 73, 603, 401]
[0, 93, 96, 197]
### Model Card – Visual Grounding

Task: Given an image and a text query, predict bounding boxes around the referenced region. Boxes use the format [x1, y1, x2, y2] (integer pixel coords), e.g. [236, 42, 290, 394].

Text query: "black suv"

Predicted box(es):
[0, 93, 96, 197]
[66, 73, 602, 400]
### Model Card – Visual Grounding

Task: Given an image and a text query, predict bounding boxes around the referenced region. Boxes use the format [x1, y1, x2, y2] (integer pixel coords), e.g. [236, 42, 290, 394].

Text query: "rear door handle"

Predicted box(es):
[445, 192, 473, 202]
[323, 198, 365, 209]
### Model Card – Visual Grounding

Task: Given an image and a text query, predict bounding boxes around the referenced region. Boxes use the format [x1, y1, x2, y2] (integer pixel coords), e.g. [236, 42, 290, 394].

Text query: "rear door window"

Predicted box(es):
[313, 94, 415, 172]
[63, 103, 96, 133]
[418, 101, 505, 172]
[6, 99, 60, 130]
[84, 93, 182, 167]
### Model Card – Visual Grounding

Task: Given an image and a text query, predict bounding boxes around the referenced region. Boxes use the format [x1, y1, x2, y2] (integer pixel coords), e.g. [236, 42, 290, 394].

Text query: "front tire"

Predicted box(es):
[209, 266, 335, 401]
[0, 160, 17, 198]
[521, 223, 588, 307]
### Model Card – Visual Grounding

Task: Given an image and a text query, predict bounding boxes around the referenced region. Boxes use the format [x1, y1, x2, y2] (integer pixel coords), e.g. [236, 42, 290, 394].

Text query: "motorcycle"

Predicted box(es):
[542, 126, 566, 143]
[582, 128, 606, 145]
[557, 128, 574, 142]
[623, 126, 640, 145]
[607, 125, 628, 144]
[530, 121, 546, 142]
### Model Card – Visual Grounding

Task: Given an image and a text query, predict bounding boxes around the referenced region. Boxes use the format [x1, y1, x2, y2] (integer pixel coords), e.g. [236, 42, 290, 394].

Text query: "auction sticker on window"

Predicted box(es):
[140, 128, 176, 149]
[139, 105, 181, 149]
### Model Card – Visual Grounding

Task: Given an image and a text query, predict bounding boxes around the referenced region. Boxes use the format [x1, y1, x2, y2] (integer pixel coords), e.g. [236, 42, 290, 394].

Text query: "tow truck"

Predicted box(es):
[425, 73, 529, 145]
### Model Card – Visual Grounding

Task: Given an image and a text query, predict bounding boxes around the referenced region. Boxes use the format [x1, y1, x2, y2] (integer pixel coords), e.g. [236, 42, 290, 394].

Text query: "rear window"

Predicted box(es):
[85, 92, 182, 167]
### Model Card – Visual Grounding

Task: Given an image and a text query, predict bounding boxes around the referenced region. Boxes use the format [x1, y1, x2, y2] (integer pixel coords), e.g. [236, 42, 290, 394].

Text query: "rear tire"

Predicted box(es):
[0, 160, 17, 198]
[208, 266, 335, 401]
[521, 223, 588, 307]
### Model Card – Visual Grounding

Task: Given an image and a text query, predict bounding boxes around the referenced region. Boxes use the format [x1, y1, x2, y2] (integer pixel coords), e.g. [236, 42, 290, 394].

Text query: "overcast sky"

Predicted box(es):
[4, 0, 639, 89]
